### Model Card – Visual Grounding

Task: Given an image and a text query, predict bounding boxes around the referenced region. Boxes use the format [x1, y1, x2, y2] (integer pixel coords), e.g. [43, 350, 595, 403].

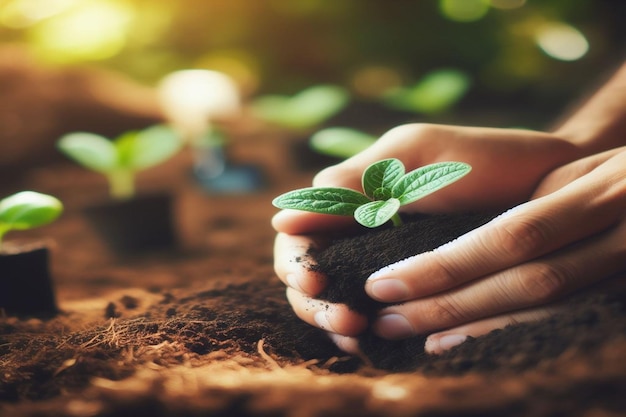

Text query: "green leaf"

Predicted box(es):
[384, 69, 471, 115]
[354, 198, 401, 228]
[272, 187, 370, 216]
[309, 127, 376, 159]
[392, 161, 471, 204]
[252, 85, 349, 131]
[362, 158, 405, 200]
[119, 125, 182, 170]
[0, 191, 63, 232]
[114, 130, 139, 168]
[57, 132, 118, 173]
[288, 85, 349, 128]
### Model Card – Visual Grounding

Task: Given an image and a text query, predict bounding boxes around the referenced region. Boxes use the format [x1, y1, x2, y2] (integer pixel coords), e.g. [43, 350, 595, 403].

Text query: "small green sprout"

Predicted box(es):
[272, 158, 471, 228]
[57, 125, 181, 200]
[0, 191, 64, 251]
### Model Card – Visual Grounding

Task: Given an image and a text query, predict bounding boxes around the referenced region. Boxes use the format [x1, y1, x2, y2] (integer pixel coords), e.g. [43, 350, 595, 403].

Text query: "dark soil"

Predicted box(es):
[313, 213, 626, 373]
[2, 49, 626, 417]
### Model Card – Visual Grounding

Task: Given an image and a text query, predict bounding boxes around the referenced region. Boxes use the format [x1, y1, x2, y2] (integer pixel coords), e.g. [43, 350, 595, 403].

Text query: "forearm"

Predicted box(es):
[553, 61, 626, 155]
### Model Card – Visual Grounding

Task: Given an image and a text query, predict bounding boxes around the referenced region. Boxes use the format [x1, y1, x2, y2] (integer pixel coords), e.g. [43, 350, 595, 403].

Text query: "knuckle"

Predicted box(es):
[382, 123, 438, 144]
[312, 166, 343, 187]
[424, 295, 467, 326]
[496, 217, 551, 260]
[518, 263, 569, 302]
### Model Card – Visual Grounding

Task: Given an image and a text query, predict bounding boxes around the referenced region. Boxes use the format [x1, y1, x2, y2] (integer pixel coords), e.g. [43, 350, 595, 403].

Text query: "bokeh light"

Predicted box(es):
[158, 69, 241, 140]
[535, 22, 589, 62]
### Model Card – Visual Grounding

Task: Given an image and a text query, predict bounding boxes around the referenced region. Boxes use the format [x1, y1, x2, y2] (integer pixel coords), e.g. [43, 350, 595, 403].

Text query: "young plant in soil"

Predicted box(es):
[0, 191, 64, 251]
[272, 158, 472, 228]
[57, 125, 183, 255]
[57, 124, 182, 200]
[0, 191, 63, 316]
[273, 159, 495, 369]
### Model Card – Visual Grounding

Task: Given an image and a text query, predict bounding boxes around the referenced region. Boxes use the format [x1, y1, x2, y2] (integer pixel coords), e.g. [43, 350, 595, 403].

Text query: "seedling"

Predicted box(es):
[273, 158, 471, 228]
[0, 191, 64, 252]
[384, 68, 471, 115]
[57, 125, 182, 199]
[309, 127, 377, 159]
[251, 85, 349, 132]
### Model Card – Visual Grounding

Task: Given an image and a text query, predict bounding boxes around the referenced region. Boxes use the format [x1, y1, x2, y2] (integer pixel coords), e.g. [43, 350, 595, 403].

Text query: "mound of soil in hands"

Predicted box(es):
[314, 212, 497, 317]
[312, 213, 626, 372]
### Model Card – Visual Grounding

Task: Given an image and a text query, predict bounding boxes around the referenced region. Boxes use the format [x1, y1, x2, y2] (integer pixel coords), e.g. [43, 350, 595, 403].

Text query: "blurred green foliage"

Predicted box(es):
[1, 0, 624, 128]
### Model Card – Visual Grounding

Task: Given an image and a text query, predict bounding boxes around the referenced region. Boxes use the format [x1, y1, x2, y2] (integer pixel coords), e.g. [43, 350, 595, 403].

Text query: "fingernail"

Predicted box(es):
[440, 334, 467, 350]
[328, 333, 360, 354]
[314, 311, 336, 332]
[373, 314, 414, 339]
[286, 273, 304, 292]
[367, 279, 410, 302]
[368, 258, 411, 280]
[426, 334, 467, 354]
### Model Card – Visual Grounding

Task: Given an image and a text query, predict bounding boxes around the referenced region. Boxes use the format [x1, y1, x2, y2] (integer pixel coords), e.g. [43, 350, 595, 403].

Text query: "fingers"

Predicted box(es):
[365, 151, 626, 302]
[272, 209, 356, 235]
[424, 306, 558, 355]
[273, 232, 327, 296]
[286, 287, 368, 336]
[327, 333, 362, 355]
[424, 272, 626, 354]
[371, 218, 626, 338]
[532, 146, 626, 198]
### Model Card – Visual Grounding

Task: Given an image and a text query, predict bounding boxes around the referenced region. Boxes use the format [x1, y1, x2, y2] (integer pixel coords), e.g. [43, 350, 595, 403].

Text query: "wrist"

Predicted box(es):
[551, 62, 626, 155]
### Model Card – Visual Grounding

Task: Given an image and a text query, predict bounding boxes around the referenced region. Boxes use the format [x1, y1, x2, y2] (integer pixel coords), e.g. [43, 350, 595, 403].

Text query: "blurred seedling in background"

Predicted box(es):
[273, 158, 471, 228]
[57, 125, 182, 200]
[384, 68, 471, 115]
[0, 191, 64, 252]
[251, 85, 350, 132]
[309, 127, 377, 159]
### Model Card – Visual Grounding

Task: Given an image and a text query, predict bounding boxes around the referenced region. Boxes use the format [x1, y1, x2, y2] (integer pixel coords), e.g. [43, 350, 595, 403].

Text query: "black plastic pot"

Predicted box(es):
[83, 193, 177, 256]
[0, 243, 58, 317]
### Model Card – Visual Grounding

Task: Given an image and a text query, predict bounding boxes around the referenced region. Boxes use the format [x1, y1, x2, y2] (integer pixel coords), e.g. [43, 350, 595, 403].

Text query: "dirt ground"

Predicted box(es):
[1, 55, 626, 417]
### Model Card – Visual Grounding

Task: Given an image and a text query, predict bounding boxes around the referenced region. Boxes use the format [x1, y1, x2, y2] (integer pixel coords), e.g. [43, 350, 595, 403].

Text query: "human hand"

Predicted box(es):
[365, 146, 626, 354]
[273, 123, 584, 352]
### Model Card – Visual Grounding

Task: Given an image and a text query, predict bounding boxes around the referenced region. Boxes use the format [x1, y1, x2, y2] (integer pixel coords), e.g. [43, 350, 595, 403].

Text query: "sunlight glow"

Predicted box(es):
[30, 1, 133, 62]
[535, 23, 589, 61]
[371, 381, 409, 401]
[158, 69, 241, 140]
[0, 0, 78, 28]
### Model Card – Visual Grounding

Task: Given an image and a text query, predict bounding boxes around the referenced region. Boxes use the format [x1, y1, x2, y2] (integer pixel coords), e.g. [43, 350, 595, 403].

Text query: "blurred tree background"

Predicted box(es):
[1, 0, 624, 130]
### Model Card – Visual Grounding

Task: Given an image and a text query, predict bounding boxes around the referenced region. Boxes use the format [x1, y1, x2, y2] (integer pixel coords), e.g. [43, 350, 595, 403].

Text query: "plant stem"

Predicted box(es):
[0, 225, 9, 252]
[107, 170, 135, 200]
[391, 213, 403, 227]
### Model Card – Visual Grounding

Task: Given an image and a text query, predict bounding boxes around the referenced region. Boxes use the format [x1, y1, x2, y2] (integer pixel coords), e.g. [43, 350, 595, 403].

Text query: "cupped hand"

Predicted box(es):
[367, 146, 626, 353]
[273, 123, 586, 351]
